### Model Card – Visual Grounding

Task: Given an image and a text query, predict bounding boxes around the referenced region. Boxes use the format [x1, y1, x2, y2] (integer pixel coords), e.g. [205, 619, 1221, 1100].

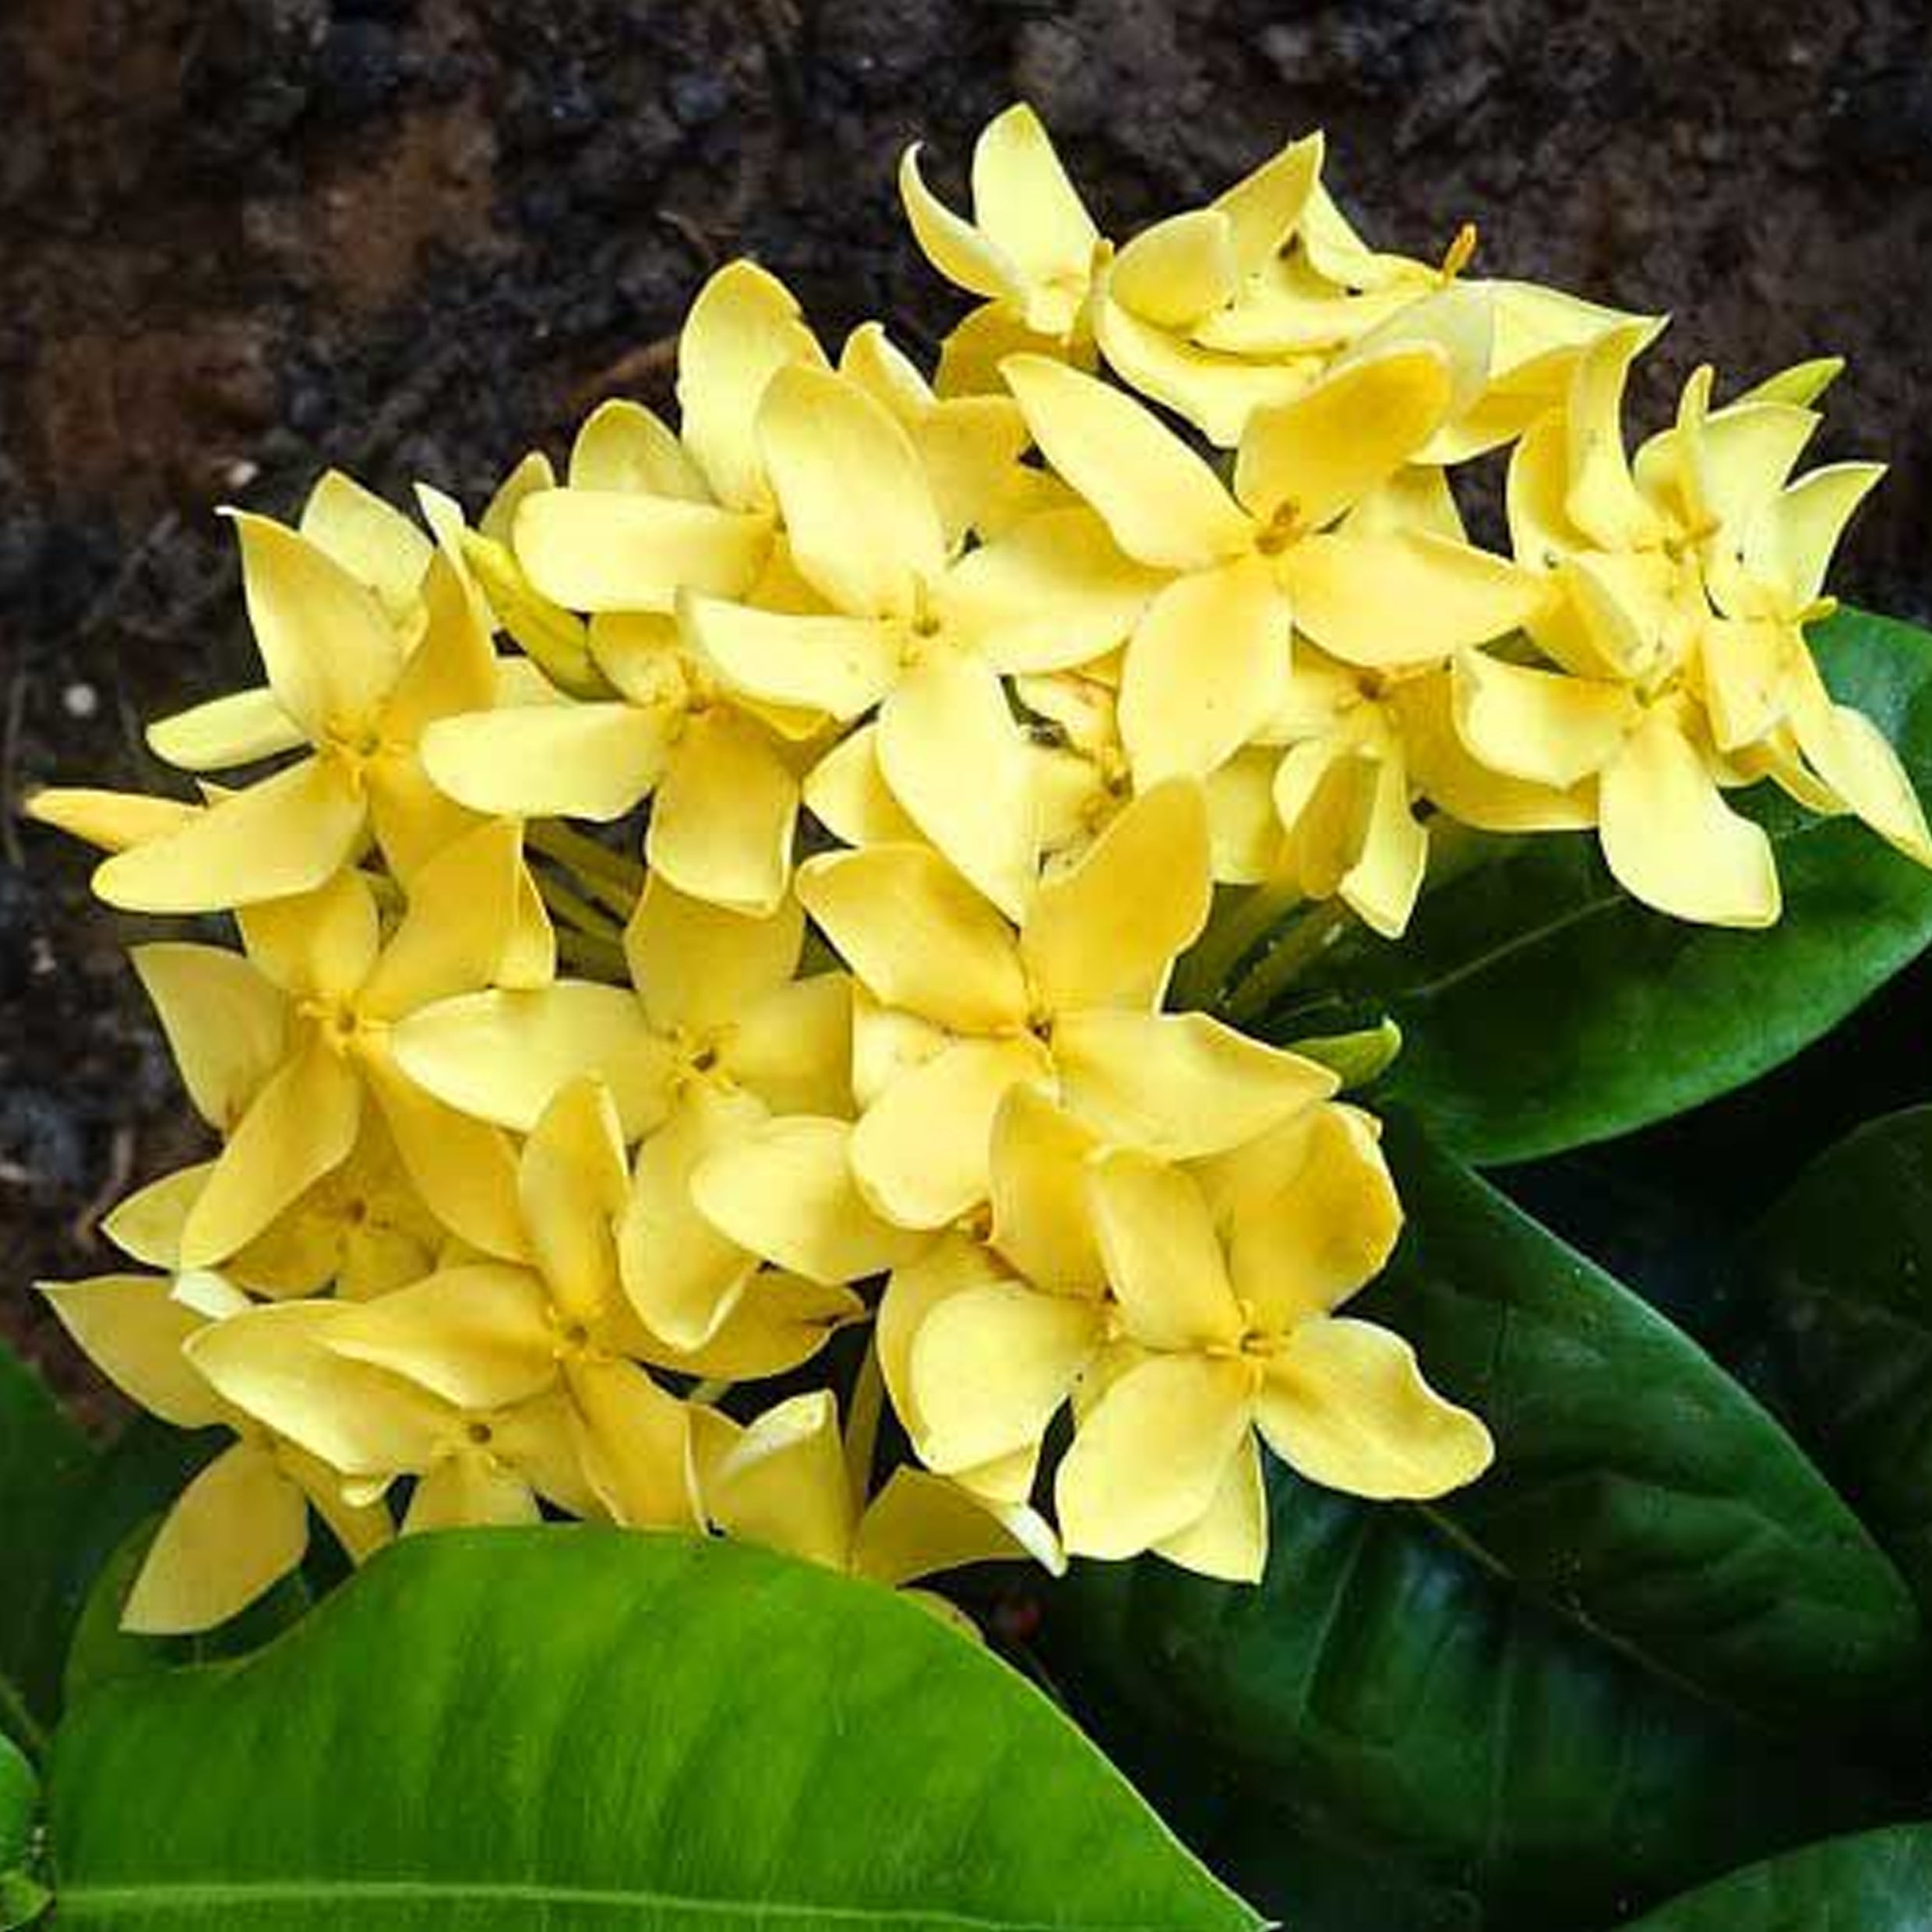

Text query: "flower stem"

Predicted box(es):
[1171, 877, 1303, 1012]
[1222, 898, 1353, 1027]
[525, 821, 644, 918]
[554, 925, 628, 982]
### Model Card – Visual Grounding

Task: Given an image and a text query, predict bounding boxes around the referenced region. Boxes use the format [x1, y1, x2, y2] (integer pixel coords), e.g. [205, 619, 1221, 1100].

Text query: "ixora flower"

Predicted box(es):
[20, 95, 1929, 1658]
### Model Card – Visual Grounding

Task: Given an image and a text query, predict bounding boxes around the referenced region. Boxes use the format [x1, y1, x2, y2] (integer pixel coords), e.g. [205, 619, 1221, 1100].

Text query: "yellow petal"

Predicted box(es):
[646, 708, 799, 915]
[878, 1232, 1006, 1439]
[122, 1440, 310, 1635]
[851, 1035, 1054, 1229]
[1021, 777, 1211, 1011]
[913, 393, 1034, 550]
[1152, 1432, 1267, 1583]
[1109, 210, 1238, 330]
[624, 874, 801, 1038]
[358, 817, 524, 1021]
[363, 756, 479, 886]
[187, 1301, 450, 1475]
[1789, 675, 1932, 867]
[378, 548, 502, 744]
[420, 702, 668, 821]
[24, 786, 200, 854]
[566, 1357, 699, 1530]
[1053, 1008, 1338, 1158]
[1599, 705, 1779, 927]
[1119, 556, 1291, 784]
[1217, 1104, 1403, 1331]
[520, 1078, 630, 1321]
[700, 1389, 856, 1571]
[569, 398, 709, 499]
[971, 102, 1099, 292]
[678, 259, 828, 512]
[404, 1454, 542, 1535]
[936, 301, 1066, 402]
[1204, 745, 1287, 883]
[1453, 648, 1638, 787]
[147, 687, 305, 772]
[850, 982, 949, 1111]
[180, 1038, 362, 1268]
[1338, 747, 1430, 940]
[1056, 1353, 1253, 1560]
[228, 511, 403, 739]
[940, 506, 1163, 675]
[619, 1088, 765, 1350]
[724, 975, 855, 1119]
[38, 1274, 222, 1428]
[1564, 322, 1663, 552]
[513, 488, 772, 612]
[237, 868, 381, 1003]
[795, 844, 1028, 1033]
[1084, 1148, 1243, 1351]
[363, 1053, 528, 1261]
[854, 1466, 1064, 1586]
[803, 725, 923, 845]
[391, 984, 675, 1138]
[910, 1280, 1102, 1474]
[328, 1263, 556, 1408]
[1234, 346, 1454, 530]
[131, 943, 288, 1132]
[876, 650, 1039, 920]
[1258, 1317, 1493, 1499]
[1215, 132, 1324, 273]
[1394, 672, 1596, 834]
[987, 1084, 1105, 1295]
[898, 143, 1028, 305]
[103, 1162, 213, 1271]
[758, 364, 946, 619]
[1698, 617, 1791, 753]
[667, 1269, 863, 1381]
[691, 1116, 928, 1285]
[1745, 462, 1884, 612]
[682, 594, 898, 717]
[1000, 354, 1250, 571]
[298, 468, 434, 615]
[93, 756, 365, 914]
[1284, 531, 1543, 668]
[1095, 294, 1317, 449]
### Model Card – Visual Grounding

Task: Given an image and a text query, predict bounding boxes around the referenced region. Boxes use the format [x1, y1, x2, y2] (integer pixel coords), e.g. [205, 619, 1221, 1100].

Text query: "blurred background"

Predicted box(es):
[5, 0, 1932, 1408]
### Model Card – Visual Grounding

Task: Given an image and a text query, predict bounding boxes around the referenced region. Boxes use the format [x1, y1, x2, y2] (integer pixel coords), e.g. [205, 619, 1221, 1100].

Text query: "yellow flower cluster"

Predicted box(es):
[29, 103, 1919, 1635]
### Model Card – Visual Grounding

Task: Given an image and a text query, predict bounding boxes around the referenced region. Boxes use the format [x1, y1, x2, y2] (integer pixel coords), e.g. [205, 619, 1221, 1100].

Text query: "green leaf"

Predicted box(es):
[1250, 606, 1932, 1162]
[0, 1344, 95, 1747]
[0, 1873, 50, 1932]
[1042, 1472, 1880, 1930]
[48, 1527, 1258, 1931]
[0, 1736, 35, 1873]
[1356, 1119, 1924, 1728]
[1749, 1105, 1932, 1607]
[1620, 1825, 1932, 1930]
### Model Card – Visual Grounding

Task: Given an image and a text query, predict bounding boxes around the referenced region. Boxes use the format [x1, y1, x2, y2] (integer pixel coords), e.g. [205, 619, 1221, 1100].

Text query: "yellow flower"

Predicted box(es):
[104, 1119, 450, 1304]
[682, 363, 1162, 917]
[37, 1272, 390, 1633]
[693, 1387, 1062, 1596]
[787, 781, 1336, 1230]
[390, 873, 851, 1141]
[1002, 346, 1541, 792]
[1472, 326, 1932, 924]
[66, 528, 499, 912]
[1054, 1107, 1490, 1579]
[134, 819, 536, 1267]
[187, 1299, 601, 1535]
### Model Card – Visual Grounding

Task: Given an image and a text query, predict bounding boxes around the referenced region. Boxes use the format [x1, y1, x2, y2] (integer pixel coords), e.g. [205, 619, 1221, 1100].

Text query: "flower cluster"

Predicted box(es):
[30, 104, 1922, 1636]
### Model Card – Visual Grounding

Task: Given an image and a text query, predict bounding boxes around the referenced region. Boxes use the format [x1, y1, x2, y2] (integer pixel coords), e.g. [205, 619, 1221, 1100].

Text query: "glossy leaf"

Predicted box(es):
[48, 1527, 1258, 1932]
[1356, 1119, 1924, 1727]
[1621, 1825, 1932, 1930]
[1750, 1105, 1932, 1606]
[0, 1345, 94, 1747]
[1251, 607, 1932, 1162]
[1042, 1472, 1883, 1930]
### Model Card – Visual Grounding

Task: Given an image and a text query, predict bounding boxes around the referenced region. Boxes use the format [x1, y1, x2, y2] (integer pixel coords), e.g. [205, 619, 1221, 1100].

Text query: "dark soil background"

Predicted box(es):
[5, 0, 1932, 1415]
